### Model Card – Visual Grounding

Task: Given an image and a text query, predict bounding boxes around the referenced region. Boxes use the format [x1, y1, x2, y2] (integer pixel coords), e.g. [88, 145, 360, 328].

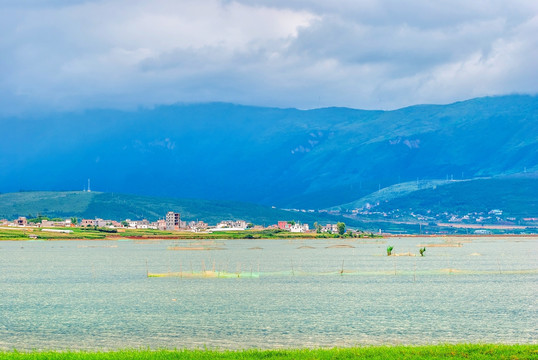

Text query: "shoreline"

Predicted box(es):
[1, 230, 537, 241]
[2, 224, 538, 241]
[383, 233, 538, 238]
[2, 235, 538, 241]
[0, 227, 380, 241]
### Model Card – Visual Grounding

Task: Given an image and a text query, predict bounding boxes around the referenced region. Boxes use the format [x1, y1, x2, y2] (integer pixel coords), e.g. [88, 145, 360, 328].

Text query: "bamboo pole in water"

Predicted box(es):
[291, 259, 295, 276]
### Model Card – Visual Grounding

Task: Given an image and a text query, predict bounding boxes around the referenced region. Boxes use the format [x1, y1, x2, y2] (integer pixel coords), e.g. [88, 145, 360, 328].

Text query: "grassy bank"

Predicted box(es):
[1, 345, 537, 360]
[0, 227, 379, 240]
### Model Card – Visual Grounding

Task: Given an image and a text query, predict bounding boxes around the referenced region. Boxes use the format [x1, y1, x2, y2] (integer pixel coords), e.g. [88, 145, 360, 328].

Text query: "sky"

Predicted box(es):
[1, 0, 537, 114]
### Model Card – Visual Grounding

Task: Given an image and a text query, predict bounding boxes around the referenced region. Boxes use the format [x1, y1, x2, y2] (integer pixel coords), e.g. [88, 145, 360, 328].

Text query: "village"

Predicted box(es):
[1, 211, 346, 234]
[316, 207, 538, 228]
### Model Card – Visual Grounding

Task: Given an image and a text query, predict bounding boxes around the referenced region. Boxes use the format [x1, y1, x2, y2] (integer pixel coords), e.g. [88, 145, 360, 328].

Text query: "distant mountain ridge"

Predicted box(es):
[331, 175, 538, 217]
[1, 95, 536, 210]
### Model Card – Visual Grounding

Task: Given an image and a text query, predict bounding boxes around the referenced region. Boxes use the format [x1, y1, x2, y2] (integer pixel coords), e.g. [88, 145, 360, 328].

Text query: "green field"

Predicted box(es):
[1, 345, 536, 360]
[0, 227, 378, 241]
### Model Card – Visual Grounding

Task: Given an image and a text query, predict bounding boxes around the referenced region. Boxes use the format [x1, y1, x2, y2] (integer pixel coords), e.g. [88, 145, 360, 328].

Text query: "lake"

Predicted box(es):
[0, 236, 536, 350]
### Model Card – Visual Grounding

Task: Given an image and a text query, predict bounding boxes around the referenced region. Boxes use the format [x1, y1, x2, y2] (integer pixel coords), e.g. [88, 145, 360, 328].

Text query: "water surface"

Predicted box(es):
[0, 236, 536, 349]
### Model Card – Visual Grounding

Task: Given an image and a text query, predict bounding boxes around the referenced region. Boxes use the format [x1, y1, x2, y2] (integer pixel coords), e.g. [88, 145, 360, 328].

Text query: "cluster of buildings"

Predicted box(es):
[1, 212, 334, 234]
[5, 217, 75, 227]
[275, 221, 344, 233]
[213, 220, 248, 231]
[324, 205, 537, 227]
[77, 212, 212, 232]
[277, 221, 309, 233]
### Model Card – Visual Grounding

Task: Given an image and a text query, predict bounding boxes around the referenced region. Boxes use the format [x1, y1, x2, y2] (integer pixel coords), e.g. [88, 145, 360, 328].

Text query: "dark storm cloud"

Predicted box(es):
[0, 0, 536, 115]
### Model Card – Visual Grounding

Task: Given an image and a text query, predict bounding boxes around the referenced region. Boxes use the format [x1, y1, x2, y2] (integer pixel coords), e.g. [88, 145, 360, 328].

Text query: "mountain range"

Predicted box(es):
[1, 95, 536, 216]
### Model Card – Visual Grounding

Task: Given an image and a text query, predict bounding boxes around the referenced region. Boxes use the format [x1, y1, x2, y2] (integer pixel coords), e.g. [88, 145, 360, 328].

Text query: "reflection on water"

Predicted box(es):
[0, 237, 536, 350]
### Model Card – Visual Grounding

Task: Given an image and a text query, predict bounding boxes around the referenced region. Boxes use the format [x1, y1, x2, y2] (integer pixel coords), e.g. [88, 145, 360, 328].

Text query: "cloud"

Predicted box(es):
[0, 0, 537, 114]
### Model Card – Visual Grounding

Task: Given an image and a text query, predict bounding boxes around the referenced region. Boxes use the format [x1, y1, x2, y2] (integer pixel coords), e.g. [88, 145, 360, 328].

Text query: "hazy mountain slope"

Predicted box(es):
[1, 95, 536, 208]
[0, 191, 96, 218]
[0, 191, 365, 227]
[330, 179, 456, 211]
[368, 176, 538, 217]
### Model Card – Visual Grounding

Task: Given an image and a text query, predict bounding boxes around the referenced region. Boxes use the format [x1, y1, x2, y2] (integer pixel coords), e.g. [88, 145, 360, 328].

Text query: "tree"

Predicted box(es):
[337, 222, 346, 235]
[70, 217, 78, 225]
[28, 215, 50, 223]
[314, 222, 322, 233]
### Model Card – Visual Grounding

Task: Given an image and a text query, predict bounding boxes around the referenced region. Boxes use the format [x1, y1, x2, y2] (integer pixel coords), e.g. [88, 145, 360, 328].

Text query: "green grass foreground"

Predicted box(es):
[1, 345, 537, 360]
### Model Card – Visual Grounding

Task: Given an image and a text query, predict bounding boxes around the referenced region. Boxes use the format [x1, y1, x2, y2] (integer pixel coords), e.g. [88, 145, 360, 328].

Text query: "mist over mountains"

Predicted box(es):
[1, 95, 537, 211]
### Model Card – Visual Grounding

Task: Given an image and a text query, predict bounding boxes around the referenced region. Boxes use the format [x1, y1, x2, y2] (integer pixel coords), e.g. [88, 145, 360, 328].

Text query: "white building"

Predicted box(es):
[128, 219, 150, 229]
[290, 223, 309, 233]
[214, 220, 247, 231]
[321, 224, 338, 233]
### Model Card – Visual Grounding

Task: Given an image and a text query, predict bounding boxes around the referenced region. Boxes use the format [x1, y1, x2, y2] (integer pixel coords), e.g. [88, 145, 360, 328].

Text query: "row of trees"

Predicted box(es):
[26, 214, 78, 224]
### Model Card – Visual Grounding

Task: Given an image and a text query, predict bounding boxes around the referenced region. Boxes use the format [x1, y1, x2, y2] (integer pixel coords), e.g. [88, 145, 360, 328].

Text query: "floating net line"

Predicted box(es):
[148, 268, 538, 279]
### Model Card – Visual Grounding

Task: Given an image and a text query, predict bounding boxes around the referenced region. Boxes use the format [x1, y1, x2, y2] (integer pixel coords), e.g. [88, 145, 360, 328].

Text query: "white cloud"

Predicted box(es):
[0, 0, 537, 114]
